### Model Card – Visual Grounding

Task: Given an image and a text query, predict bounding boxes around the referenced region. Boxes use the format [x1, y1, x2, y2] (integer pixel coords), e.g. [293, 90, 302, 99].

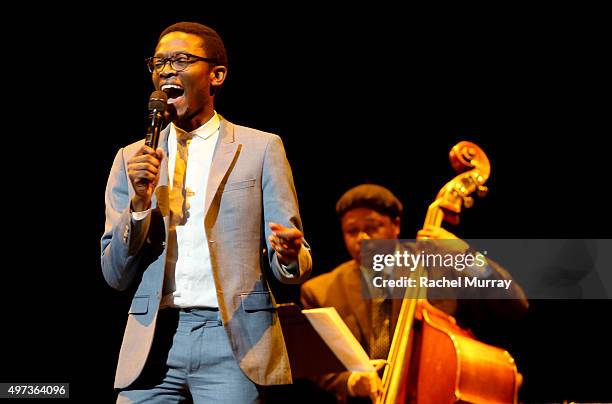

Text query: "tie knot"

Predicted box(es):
[175, 129, 194, 145]
[179, 135, 193, 146]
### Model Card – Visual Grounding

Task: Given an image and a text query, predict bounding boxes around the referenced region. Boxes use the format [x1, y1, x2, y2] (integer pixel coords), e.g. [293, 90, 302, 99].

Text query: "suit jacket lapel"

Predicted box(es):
[205, 117, 239, 218]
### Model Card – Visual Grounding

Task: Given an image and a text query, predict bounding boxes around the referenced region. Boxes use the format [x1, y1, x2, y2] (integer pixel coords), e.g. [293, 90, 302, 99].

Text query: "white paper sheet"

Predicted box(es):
[302, 307, 374, 372]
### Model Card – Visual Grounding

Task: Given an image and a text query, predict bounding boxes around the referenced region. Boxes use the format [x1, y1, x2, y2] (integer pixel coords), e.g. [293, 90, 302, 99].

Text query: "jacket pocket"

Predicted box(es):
[128, 295, 149, 314]
[239, 291, 276, 312]
[223, 178, 256, 192]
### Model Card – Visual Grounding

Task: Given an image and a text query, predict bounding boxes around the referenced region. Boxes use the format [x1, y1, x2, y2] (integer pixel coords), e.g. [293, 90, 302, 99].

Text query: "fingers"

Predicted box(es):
[268, 223, 304, 252]
[268, 231, 303, 246]
[141, 145, 158, 157]
[268, 224, 304, 266]
[370, 388, 380, 402]
[128, 146, 163, 185]
[417, 227, 469, 256]
[417, 225, 460, 240]
[369, 372, 382, 402]
[348, 371, 383, 400]
[129, 162, 159, 176]
[127, 146, 164, 208]
[130, 146, 162, 165]
[268, 223, 303, 237]
[268, 222, 281, 230]
[370, 359, 388, 371]
[128, 164, 159, 183]
[417, 225, 437, 239]
[268, 234, 302, 257]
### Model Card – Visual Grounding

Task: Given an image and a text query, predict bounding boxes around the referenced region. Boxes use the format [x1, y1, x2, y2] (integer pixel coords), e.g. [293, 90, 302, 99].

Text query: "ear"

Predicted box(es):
[210, 65, 227, 88]
[392, 217, 401, 238]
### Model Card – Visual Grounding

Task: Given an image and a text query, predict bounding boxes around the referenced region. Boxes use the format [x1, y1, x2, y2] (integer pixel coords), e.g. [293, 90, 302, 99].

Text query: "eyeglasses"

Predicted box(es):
[145, 52, 217, 73]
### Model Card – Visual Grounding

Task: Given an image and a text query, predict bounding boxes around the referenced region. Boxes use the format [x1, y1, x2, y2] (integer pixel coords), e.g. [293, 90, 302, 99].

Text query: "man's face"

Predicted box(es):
[152, 32, 220, 122]
[340, 207, 400, 263]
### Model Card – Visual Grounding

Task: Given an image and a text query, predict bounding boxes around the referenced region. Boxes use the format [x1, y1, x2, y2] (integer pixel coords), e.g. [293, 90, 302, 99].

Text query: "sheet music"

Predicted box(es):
[302, 307, 374, 372]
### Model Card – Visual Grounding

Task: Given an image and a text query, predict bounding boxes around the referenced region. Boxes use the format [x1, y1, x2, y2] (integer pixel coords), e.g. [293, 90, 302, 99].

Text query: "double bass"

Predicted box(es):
[377, 141, 522, 404]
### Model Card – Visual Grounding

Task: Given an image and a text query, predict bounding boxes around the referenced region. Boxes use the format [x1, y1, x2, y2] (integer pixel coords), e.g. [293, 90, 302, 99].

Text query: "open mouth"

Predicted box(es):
[161, 84, 185, 103]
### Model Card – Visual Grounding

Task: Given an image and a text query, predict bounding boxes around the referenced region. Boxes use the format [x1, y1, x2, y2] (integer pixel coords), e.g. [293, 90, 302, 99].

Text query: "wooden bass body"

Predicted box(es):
[398, 300, 521, 403]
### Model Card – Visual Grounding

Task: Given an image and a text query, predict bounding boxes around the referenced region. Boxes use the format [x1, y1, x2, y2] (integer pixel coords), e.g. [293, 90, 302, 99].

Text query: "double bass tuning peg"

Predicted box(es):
[461, 184, 488, 209]
[462, 196, 474, 208]
[477, 185, 489, 198]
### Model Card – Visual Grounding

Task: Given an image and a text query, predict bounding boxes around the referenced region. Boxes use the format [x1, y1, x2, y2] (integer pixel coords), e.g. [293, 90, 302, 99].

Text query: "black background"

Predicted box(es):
[1, 5, 610, 403]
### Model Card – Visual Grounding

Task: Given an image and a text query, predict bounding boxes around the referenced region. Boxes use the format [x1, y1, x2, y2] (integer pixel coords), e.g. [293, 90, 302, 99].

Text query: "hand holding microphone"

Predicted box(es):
[127, 91, 168, 212]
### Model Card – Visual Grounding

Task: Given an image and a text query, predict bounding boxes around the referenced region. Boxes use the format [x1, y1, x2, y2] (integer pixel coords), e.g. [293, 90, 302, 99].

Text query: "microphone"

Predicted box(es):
[145, 90, 168, 149]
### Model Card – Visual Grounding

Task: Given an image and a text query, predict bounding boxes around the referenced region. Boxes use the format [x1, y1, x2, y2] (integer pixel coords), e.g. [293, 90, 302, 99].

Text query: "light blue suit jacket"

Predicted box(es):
[101, 117, 312, 388]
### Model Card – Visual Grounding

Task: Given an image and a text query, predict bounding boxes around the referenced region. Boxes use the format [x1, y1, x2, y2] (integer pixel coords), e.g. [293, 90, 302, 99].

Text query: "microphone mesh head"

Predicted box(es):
[148, 90, 168, 111]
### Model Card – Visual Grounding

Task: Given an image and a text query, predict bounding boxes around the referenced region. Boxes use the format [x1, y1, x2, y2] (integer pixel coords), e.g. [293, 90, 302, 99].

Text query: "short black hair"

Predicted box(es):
[336, 184, 403, 219]
[159, 22, 228, 68]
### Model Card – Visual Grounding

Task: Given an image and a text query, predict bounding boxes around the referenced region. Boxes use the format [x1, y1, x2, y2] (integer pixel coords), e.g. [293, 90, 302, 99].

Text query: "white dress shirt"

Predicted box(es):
[133, 112, 220, 308]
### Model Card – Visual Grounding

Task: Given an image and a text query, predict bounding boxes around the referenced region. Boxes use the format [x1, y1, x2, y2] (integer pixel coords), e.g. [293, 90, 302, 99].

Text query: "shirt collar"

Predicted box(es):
[172, 111, 220, 142]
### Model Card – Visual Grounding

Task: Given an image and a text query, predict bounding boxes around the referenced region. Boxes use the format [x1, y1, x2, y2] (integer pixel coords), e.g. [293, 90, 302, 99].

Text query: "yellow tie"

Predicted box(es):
[169, 134, 191, 227]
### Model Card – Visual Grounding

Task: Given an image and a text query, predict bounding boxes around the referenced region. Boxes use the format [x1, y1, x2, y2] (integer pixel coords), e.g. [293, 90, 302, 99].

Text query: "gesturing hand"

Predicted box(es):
[268, 223, 303, 266]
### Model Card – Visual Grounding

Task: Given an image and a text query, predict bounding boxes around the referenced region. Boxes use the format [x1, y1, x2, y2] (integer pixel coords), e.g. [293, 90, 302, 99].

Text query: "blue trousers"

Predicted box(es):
[117, 308, 261, 403]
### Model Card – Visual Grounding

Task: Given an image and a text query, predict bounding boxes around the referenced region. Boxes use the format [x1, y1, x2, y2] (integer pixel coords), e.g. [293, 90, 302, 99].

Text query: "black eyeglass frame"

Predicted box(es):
[145, 52, 217, 73]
